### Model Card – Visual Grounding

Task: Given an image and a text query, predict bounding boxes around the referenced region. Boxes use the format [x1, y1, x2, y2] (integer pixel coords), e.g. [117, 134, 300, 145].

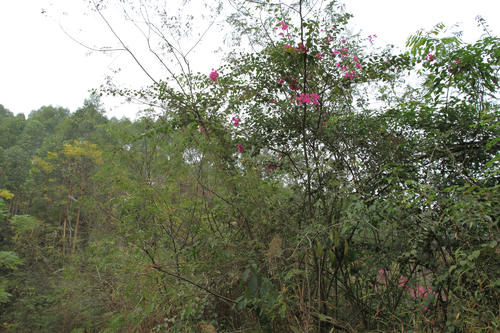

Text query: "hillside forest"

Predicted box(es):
[0, 0, 499, 332]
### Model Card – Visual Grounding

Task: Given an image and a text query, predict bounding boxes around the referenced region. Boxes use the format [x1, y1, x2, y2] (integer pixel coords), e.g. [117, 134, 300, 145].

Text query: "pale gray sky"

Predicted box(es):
[0, 0, 498, 119]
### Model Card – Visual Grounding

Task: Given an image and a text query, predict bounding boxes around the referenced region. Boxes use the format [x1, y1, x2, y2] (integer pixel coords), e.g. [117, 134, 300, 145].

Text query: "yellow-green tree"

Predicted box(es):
[31, 140, 102, 256]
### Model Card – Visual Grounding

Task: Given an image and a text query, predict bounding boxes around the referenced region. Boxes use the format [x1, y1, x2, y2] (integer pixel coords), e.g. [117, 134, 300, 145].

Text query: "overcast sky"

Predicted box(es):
[0, 0, 499, 119]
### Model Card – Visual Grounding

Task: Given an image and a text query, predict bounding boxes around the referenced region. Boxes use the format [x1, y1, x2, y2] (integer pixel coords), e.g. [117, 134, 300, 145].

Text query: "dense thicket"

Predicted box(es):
[0, 1, 498, 332]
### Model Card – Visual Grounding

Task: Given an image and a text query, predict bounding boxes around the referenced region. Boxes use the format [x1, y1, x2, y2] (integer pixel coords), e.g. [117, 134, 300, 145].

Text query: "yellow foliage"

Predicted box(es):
[62, 140, 102, 164]
[47, 151, 58, 160]
[31, 156, 54, 173]
[0, 189, 14, 200]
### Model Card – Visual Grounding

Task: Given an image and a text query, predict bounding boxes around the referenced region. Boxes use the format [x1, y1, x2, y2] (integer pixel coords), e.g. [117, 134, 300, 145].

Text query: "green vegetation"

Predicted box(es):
[0, 1, 498, 332]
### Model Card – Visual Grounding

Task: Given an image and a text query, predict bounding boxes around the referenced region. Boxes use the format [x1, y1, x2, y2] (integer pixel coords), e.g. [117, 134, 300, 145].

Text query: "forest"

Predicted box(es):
[0, 0, 499, 332]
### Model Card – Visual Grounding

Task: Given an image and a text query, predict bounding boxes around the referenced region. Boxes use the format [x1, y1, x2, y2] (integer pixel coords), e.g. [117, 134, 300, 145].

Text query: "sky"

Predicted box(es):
[0, 0, 499, 120]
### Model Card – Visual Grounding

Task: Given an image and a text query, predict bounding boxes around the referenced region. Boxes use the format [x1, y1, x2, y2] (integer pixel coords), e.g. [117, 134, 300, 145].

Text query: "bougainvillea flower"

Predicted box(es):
[295, 43, 308, 53]
[427, 53, 435, 62]
[296, 93, 319, 105]
[277, 21, 288, 30]
[237, 144, 244, 153]
[209, 69, 219, 82]
[368, 34, 377, 44]
[232, 117, 240, 126]
[310, 93, 319, 105]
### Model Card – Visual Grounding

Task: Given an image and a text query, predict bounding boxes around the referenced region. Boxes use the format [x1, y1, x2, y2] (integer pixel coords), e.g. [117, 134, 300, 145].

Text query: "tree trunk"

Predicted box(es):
[72, 205, 81, 255]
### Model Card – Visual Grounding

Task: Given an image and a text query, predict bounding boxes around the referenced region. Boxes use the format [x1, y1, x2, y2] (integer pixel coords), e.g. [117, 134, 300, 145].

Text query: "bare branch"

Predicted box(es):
[91, 0, 158, 84]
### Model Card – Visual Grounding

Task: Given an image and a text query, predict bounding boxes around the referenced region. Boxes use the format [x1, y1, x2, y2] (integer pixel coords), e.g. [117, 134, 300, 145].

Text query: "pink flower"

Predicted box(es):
[342, 39, 346, 44]
[302, 93, 311, 104]
[310, 93, 319, 105]
[289, 78, 298, 90]
[278, 77, 284, 84]
[315, 53, 323, 59]
[368, 34, 377, 44]
[209, 69, 219, 82]
[237, 144, 244, 153]
[355, 62, 361, 69]
[344, 71, 356, 79]
[296, 93, 319, 105]
[279, 32, 284, 37]
[277, 21, 288, 30]
[282, 43, 292, 49]
[353, 56, 359, 62]
[296, 95, 303, 105]
[427, 53, 434, 62]
[332, 48, 340, 55]
[199, 125, 207, 135]
[336, 62, 341, 68]
[295, 43, 308, 53]
[267, 162, 277, 173]
[232, 117, 240, 126]
[322, 121, 326, 126]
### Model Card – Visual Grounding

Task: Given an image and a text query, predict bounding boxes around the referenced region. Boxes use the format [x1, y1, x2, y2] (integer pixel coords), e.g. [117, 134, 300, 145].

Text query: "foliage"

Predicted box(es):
[0, 1, 498, 332]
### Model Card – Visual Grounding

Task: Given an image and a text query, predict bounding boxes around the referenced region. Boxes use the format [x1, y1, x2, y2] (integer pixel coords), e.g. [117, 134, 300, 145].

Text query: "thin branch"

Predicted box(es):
[152, 264, 237, 304]
[91, 0, 158, 84]
[58, 23, 125, 53]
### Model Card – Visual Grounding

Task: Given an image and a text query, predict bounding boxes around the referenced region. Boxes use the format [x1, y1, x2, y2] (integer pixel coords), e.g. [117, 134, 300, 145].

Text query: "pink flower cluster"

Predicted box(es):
[374, 269, 437, 306]
[427, 53, 435, 62]
[199, 125, 208, 135]
[237, 144, 244, 153]
[267, 161, 277, 174]
[296, 93, 319, 105]
[295, 43, 308, 53]
[232, 117, 240, 126]
[368, 34, 377, 44]
[276, 20, 288, 30]
[209, 69, 219, 82]
[344, 71, 357, 79]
